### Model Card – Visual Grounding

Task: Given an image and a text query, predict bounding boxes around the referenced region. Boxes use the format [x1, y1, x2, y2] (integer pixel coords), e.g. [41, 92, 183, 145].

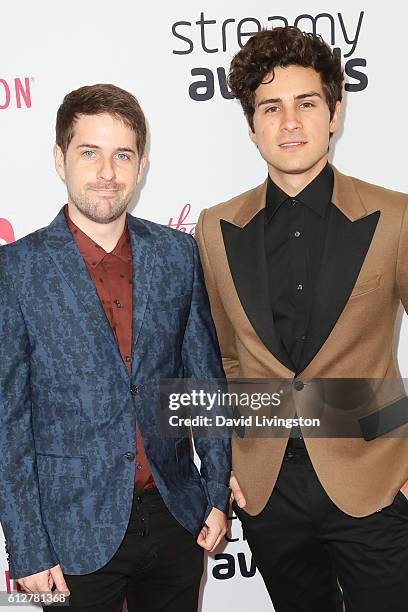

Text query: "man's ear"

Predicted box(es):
[248, 124, 257, 146]
[329, 100, 342, 135]
[54, 144, 66, 183]
[136, 153, 147, 185]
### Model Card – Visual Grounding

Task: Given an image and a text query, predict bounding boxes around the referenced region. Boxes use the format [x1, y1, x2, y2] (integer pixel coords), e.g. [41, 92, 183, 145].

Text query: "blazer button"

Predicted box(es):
[124, 452, 135, 461]
[130, 385, 139, 396]
[294, 380, 304, 391]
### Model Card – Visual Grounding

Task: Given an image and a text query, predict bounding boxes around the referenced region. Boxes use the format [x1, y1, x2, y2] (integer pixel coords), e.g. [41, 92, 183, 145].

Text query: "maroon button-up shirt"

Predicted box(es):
[65, 206, 155, 490]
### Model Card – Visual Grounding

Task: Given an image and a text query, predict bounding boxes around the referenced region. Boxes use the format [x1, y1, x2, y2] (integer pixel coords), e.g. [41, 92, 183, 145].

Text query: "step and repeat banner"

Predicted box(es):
[1, 1, 407, 610]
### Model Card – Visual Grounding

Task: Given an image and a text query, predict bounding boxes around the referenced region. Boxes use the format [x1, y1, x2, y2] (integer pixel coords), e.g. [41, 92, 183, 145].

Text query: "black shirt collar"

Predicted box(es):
[265, 162, 334, 223]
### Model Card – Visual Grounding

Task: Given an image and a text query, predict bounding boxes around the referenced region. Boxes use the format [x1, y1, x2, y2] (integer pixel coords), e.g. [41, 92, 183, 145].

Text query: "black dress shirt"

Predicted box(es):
[265, 163, 334, 372]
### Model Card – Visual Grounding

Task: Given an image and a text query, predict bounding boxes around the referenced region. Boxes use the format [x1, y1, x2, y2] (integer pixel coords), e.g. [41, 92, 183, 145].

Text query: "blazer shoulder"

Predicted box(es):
[0, 225, 48, 268]
[129, 214, 195, 249]
[201, 182, 265, 223]
[349, 174, 408, 213]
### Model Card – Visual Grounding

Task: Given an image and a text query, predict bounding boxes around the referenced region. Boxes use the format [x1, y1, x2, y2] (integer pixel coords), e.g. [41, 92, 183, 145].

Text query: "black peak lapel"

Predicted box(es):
[297, 202, 380, 375]
[221, 210, 295, 372]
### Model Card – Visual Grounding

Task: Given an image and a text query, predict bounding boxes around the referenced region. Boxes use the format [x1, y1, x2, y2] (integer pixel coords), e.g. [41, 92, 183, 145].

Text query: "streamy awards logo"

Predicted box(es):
[172, 11, 367, 100]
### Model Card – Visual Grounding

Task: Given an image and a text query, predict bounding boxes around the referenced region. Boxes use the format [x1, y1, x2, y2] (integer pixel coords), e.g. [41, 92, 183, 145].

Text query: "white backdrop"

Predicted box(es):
[1, 1, 407, 610]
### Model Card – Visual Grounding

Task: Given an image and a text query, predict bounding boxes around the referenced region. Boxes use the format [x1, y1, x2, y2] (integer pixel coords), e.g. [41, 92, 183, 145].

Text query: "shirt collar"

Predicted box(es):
[265, 162, 334, 223]
[64, 205, 131, 268]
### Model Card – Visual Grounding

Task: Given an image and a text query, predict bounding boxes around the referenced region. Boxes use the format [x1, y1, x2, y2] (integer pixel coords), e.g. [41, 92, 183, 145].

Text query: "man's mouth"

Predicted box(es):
[279, 141, 307, 149]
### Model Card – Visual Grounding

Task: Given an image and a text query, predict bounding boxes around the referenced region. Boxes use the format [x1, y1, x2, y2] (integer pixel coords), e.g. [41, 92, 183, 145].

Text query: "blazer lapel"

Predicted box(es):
[127, 215, 157, 376]
[221, 182, 295, 372]
[44, 207, 129, 383]
[297, 168, 381, 375]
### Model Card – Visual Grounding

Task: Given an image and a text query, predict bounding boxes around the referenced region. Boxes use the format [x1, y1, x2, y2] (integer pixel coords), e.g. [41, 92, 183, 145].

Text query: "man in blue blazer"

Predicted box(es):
[0, 84, 230, 612]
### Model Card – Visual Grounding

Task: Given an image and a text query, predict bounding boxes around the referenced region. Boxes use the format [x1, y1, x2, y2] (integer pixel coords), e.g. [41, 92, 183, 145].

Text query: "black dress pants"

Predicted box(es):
[44, 488, 203, 612]
[233, 441, 408, 612]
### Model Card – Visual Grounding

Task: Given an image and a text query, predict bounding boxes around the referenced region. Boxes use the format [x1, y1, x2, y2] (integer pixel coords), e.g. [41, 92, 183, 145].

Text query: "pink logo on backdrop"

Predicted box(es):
[167, 204, 196, 235]
[0, 77, 32, 110]
[0, 219, 15, 246]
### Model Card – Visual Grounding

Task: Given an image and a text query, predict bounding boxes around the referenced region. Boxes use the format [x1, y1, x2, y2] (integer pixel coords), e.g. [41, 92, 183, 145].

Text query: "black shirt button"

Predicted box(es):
[124, 452, 135, 461]
[294, 380, 304, 391]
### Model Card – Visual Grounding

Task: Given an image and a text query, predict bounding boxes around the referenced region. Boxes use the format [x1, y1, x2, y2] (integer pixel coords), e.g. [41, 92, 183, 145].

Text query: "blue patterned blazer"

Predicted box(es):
[0, 208, 230, 579]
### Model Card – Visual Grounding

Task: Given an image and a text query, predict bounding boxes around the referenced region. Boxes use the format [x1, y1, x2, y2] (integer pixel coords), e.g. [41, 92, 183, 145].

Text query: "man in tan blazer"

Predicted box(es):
[195, 27, 408, 612]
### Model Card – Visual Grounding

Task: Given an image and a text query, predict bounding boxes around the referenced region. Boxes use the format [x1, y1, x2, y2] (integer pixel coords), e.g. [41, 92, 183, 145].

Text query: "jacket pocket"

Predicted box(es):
[36, 454, 88, 478]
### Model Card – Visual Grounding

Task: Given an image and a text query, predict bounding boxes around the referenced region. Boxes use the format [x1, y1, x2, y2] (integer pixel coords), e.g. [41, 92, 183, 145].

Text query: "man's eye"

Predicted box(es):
[116, 153, 129, 160]
[300, 102, 315, 108]
[266, 106, 280, 113]
[82, 150, 96, 158]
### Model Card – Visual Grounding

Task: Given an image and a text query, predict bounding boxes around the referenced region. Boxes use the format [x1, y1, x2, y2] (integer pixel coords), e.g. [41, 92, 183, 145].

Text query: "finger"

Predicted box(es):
[210, 533, 225, 552]
[234, 492, 247, 508]
[51, 566, 70, 594]
[48, 574, 54, 590]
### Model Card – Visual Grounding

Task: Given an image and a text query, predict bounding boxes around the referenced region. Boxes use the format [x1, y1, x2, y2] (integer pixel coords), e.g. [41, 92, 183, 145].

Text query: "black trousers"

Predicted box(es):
[233, 441, 408, 612]
[44, 488, 203, 612]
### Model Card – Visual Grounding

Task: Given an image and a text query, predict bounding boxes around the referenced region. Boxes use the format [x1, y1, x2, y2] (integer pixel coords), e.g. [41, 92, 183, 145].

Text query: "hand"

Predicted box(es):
[16, 564, 69, 597]
[230, 474, 246, 508]
[196, 507, 227, 552]
[400, 479, 408, 500]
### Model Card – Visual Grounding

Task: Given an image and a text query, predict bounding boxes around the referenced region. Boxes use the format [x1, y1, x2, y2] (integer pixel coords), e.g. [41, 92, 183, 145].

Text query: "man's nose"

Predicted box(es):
[281, 108, 302, 132]
[97, 156, 116, 182]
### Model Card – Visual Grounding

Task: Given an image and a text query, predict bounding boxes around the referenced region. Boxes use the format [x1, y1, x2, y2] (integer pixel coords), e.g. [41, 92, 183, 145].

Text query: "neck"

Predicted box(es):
[67, 203, 126, 252]
[267, 156, 328, 197]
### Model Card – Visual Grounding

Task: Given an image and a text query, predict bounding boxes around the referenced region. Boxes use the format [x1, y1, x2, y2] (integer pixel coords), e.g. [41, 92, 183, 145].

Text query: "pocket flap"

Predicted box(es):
[36, 454, 88, 478]
[350, 274, 381, 298]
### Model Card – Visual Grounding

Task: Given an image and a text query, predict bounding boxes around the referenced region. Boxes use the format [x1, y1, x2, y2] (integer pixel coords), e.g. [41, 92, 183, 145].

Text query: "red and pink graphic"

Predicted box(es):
[0, 219, 15, 246]
[0, 77, 32, 110]
[167, 204, 196, 235]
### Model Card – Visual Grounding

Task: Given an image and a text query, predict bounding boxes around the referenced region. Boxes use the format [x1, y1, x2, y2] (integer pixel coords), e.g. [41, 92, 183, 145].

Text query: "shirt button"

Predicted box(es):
[294, 380, 305, 391]
[297, 284, 303, 290]
[291, 200, 296, 206]
[136, 463, 142, 470]
[125, 356, 131, 362]
[124, 452, 135, 461]
[114, 300, 122, 308]
[294, 231, 301, 238]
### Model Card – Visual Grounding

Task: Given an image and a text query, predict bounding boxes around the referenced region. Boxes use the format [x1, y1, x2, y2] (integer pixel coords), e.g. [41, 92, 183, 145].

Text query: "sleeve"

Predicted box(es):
[181, 236, 231, 516]
[396, 200, 408, 313]
[0, 259, 59, 579]
[195, 209, 240, 379]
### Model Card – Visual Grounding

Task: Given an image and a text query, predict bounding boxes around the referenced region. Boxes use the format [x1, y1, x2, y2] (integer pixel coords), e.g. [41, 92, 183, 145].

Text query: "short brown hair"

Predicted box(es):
[229, 27, 344, 131]
[56, 83, 147, 156]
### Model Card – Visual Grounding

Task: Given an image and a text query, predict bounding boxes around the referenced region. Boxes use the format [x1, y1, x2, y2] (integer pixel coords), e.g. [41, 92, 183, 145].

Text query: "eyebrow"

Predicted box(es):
[257, 91, 322, 107]
[76, 144, 136, 154]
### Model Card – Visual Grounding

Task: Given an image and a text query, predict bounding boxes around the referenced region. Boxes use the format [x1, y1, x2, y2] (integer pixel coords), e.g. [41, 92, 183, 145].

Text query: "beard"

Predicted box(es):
[68, 182, 134, 224]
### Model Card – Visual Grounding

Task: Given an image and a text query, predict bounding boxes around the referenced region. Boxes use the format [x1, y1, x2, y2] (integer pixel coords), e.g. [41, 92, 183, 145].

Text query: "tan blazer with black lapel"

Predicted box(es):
[195, 165, 408, 518]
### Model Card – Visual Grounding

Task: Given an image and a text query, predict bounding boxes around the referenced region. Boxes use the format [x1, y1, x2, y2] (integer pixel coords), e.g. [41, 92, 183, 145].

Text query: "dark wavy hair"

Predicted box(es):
[56, 84, 147, 157]
[228, 27, 344, 131]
